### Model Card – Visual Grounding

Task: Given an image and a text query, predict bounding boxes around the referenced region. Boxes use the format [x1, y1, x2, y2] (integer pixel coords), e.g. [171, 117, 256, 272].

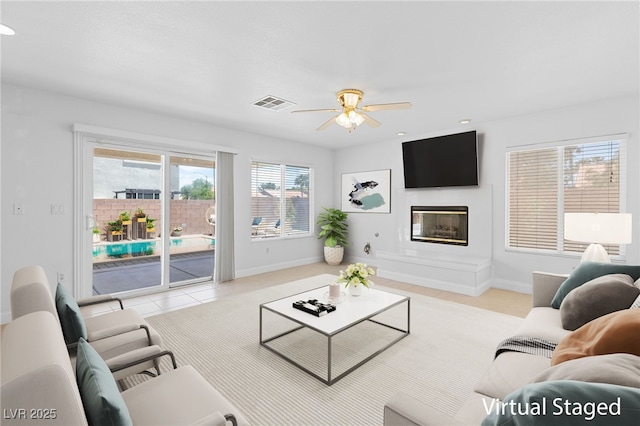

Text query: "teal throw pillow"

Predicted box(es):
[55, 282, 88, 344]
[481, 380, 640, 426]
[76, 338, 132, 426]
[550, 262, 640, 309]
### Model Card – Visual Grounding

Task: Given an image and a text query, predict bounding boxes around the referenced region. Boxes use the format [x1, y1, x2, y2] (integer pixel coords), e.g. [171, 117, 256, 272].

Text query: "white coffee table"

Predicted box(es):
[259, 284, 410, 385]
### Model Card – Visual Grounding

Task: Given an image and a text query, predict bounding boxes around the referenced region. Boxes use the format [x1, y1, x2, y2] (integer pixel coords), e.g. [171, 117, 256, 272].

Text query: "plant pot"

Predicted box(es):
[348, 284, 363, 297]
[323, 245, 344, 266]
[93, 233, 101, 243]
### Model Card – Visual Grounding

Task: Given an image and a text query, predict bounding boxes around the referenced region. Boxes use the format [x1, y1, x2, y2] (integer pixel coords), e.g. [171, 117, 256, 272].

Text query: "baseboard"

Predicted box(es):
[490, 278, 532, 294]
[235, 256, 323, 278]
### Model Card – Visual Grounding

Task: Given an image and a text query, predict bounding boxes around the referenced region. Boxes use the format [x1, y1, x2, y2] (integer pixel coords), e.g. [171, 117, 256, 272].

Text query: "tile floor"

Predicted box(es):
[80, 263, 533, 319]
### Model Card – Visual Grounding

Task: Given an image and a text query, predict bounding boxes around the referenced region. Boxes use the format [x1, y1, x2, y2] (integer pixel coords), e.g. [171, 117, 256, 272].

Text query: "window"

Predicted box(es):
[507, 137, 625, 256]
[251, 161, 312, 239]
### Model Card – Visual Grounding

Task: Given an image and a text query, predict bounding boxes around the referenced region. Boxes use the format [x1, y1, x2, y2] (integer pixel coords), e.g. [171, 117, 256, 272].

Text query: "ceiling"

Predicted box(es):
[1, 1, 638, 149]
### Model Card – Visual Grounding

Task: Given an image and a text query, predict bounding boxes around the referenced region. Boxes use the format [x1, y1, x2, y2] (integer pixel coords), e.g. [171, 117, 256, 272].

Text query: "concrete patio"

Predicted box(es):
[92, 250, 214, 294]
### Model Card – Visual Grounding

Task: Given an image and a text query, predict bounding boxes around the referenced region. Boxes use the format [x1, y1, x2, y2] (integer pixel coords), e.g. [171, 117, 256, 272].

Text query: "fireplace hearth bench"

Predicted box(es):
[377, 250, 492, 296]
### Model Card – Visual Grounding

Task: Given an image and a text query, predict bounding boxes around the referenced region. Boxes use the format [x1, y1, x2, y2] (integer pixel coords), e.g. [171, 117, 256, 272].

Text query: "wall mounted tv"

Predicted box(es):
[402, 130, 478, 188]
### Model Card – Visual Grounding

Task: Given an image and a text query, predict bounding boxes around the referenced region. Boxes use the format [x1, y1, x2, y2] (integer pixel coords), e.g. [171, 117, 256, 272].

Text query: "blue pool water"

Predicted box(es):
[93, 237, 215, 260]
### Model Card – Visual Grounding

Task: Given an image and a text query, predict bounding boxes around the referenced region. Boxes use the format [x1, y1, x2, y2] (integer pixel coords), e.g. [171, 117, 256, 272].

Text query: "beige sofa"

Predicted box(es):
[385, 268, 640, 425]
[384, 271, 573, 425]
[1, 310, 249, 426]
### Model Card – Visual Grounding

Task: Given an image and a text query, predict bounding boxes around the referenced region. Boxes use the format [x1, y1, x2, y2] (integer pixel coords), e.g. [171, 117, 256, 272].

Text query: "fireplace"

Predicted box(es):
[411, 206, 469, 246]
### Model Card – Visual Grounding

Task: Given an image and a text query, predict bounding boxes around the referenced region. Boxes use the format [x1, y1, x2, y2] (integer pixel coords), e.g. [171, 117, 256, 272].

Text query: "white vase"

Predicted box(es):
[349, 284, 363, 297]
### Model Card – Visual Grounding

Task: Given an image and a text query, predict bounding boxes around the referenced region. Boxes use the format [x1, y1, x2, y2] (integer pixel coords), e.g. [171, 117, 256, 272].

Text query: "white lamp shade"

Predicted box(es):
[335, 112, 351, 128]
[564, 213, 632, 245]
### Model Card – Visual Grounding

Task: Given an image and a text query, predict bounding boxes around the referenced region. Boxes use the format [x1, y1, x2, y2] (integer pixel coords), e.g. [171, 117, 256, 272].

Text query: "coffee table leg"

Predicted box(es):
[327, 335, 332, 384]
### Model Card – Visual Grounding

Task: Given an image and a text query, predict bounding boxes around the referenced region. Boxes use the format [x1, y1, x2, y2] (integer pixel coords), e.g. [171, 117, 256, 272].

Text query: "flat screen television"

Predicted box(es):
[402, 130, 478, 188]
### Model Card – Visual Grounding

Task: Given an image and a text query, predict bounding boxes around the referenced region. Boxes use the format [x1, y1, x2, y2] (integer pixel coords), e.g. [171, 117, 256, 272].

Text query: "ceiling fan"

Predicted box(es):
[291, 89, 412, 132]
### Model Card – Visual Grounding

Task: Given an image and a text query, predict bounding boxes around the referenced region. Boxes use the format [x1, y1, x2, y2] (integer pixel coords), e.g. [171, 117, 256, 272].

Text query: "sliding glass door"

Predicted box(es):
[89, 146, 215, 295]
[168, 155, 215, 286]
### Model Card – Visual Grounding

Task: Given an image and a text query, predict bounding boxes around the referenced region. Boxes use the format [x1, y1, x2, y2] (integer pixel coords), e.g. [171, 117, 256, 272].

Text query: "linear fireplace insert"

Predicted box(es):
[411, 206, 468, 246]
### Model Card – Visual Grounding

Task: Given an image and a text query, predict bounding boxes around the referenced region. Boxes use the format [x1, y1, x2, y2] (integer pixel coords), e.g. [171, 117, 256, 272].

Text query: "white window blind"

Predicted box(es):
[251, 162, 311, 239]
[507, 138, 624, 256]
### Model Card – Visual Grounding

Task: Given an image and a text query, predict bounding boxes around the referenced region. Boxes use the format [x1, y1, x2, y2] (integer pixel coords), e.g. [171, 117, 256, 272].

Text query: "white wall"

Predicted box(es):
[336, 95, 640, 293]
[1, 83, 335, 322]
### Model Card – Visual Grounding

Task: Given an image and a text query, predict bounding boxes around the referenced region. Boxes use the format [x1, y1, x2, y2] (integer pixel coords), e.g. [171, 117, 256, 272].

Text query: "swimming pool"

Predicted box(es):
[93, 235, 215, 261]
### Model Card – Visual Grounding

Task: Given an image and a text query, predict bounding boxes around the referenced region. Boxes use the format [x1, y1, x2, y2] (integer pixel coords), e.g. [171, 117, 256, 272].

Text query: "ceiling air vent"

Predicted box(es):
[253, 95, 295, 111]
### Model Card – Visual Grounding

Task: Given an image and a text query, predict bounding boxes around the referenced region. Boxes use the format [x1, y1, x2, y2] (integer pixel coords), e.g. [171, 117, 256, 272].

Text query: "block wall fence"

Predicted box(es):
[93, 199, 215, 238]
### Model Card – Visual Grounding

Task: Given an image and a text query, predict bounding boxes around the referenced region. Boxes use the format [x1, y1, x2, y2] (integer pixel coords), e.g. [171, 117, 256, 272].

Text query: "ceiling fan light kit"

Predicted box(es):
[291, 88, 412, 133]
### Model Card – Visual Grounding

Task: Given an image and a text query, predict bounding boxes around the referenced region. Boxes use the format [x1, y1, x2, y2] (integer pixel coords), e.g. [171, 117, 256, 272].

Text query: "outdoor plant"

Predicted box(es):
[106, 220, 123, 233]
[135, 208, 146, 219]
[337, 262, 375, 288]
[146, 218, 156, 229]
[92, 226, 101, 235]
[119, 211, 131, 222]
[316, 207, 348, 248]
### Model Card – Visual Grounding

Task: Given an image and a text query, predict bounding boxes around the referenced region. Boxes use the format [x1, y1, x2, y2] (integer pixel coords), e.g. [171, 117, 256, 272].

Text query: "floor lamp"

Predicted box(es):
[564, 213, 633, 263]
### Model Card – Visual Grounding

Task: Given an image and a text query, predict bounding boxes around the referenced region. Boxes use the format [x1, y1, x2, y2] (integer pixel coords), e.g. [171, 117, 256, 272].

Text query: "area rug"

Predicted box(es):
[141, 275, 523, 425]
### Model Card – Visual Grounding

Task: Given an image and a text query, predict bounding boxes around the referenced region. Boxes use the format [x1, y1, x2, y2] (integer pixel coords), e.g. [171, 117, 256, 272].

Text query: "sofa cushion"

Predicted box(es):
[532, 353, 640, 388]
[514, 307, 570, 343]
[550, 262, 640, 308]
[76, 338, 132, 426]
[55, 282, 88, 344]
[631, 294, 640, 309]
[474, 352, 551, 400]
[559, 274, 639, 330]
[481, 380, 640, 425]
[551, 309, 640, 366]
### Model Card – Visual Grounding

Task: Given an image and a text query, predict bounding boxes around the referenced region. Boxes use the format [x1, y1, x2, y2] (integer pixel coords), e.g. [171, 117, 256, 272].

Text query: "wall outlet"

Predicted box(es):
[51, 203, 65, 215]
[57, 272, 65, 283]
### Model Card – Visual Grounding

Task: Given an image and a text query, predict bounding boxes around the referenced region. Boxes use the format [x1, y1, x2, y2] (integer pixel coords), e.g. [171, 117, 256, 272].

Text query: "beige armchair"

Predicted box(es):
[10, 265, 163, 380]
[1, 311, 247, 426]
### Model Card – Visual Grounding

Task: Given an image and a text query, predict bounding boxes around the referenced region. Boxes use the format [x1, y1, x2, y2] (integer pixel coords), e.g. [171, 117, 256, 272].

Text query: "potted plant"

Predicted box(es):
[134, 208, 146, 222]
[106, 220, 123, 242]
[92, 226, 101, 243]
[146, 217, 156, 237]
[317, 207, 348, 265]
[119, 211, 132, 224]
[132, 208, 146, 239]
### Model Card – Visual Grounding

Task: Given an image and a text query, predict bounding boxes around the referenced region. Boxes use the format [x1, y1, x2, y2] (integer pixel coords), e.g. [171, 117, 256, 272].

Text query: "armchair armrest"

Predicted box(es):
[106, 345, 177, 374]
[87, 323, 151, 343]
[77, 294, 124, 310]
[67, 324, 152, 351]
[531, 271, 569, 308]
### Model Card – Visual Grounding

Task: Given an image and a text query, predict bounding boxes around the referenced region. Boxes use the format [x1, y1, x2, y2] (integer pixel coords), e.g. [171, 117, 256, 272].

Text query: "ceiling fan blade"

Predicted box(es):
[361, 102, 412, 112]
[360, 113, 381, 128]
[291, 108, 340, 113]
[316, 114, 339, 131]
